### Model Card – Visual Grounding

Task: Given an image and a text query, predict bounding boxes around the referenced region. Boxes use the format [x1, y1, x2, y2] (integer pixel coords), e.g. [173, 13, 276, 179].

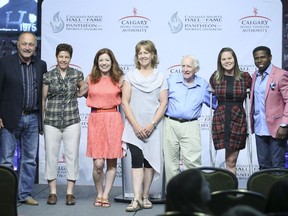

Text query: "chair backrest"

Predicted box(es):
[195, 167, 238, 192]
[207, 189, 266, 216]
[0, 165, 18, 216]
[247, 168, 288, 197]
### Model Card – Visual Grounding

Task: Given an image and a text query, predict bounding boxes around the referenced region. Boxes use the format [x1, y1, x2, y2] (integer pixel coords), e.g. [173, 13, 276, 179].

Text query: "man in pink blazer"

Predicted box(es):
[250, 46, 288, 170]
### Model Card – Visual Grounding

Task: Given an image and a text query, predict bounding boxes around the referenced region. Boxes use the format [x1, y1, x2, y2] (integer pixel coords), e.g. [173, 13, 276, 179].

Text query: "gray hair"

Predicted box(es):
[182, 55, 200, 72]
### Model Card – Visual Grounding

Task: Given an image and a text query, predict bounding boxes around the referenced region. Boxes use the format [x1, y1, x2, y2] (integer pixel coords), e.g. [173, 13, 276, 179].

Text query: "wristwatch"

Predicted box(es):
[280, 123, 288, 128]
[152, 121, 157, 128]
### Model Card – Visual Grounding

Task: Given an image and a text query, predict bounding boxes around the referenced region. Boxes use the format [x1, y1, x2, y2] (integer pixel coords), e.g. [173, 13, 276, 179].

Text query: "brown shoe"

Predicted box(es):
[24, 197, 38, 206]
[47, 194, 57, 205]
[66, 194, 75, 205]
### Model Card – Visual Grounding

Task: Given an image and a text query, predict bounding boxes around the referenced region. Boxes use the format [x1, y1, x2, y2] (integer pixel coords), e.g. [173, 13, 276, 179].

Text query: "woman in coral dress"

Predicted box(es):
[83, 48, 124, 208]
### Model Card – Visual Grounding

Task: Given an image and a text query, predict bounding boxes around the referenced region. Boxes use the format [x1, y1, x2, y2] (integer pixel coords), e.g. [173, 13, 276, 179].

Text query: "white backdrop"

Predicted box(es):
[39, 0, 283, 192]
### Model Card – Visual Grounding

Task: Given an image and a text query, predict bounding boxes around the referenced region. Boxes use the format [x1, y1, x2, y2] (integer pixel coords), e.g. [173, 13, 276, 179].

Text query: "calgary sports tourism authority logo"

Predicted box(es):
[239, 7, 271, 33]
[168, 12, 222, 34]
[57, 153, 67, 178]
[119, 8, 151, 33]
[167, 64, 181, 75]
[50, 11, 103, 33]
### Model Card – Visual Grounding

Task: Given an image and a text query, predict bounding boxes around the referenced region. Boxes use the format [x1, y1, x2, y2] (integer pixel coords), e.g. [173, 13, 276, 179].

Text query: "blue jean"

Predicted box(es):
[0, 114, 39, 202]
[255, 135, 287, 170]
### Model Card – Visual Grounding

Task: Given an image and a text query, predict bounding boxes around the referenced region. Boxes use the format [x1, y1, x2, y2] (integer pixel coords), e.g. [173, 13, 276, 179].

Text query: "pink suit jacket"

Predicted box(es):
[250, 64, 288, 138]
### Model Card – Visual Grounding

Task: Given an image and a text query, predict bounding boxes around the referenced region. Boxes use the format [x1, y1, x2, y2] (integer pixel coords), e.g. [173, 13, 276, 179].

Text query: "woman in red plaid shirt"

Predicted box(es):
[209, 47, 252, 175]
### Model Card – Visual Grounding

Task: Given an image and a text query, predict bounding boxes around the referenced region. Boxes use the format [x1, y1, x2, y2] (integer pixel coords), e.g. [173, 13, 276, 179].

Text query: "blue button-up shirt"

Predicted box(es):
[165, 73, 217, 119]
[254, 64, 271, 136]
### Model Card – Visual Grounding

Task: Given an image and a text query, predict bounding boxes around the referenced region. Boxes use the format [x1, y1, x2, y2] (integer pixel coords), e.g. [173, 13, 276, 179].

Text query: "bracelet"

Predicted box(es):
[152, 121, 157, 128]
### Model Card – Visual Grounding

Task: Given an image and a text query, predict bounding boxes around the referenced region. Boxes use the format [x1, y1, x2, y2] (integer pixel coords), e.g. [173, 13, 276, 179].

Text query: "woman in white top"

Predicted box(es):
[121, 40, 168, 212]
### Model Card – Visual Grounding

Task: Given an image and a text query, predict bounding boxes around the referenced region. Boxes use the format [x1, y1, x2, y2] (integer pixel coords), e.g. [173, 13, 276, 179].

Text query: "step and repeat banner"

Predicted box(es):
[40, 0, 283, 192]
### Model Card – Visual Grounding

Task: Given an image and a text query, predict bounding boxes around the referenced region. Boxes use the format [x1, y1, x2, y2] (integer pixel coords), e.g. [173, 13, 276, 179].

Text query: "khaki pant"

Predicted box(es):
[163, 117, 202, 185]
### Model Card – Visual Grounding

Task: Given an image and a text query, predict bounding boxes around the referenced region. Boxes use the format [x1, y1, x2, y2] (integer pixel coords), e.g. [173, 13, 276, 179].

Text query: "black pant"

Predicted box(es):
[128, 144, 152, 168]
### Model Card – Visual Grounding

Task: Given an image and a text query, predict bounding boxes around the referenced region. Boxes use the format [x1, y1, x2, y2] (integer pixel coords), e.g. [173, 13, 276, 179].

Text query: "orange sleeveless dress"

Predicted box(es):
[86, 77, 124, 159]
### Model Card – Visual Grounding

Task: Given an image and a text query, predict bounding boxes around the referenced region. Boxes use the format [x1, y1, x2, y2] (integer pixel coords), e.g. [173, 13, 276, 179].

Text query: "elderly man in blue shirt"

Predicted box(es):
[164, 55, 217, 184]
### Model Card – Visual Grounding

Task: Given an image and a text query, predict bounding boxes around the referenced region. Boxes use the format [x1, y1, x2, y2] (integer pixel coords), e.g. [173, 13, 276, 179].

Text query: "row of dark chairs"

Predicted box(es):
[200, 167, 288, 216]
[159, 167, 288, 216]
[199, 166, 288, 196]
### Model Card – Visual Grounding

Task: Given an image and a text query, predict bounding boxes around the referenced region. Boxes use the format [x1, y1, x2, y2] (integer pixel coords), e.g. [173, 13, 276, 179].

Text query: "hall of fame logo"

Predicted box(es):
[118, 8, 151, 33]
[199, 114, 212, 131]
[239, 64, 257, 74]
[80, 113, 88, 129]
[168, 12, 223, 34]
[50, 11, 103, 33]
[168, 12, 183, 34]
[239, 7, 271, 33]
[116, 161, 122, 178]
[120, 64, 135, 74]
[50, 12, 65, 33]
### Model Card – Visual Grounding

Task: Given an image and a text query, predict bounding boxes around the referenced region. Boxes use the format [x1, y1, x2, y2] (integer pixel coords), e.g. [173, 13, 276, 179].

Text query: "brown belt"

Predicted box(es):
[91, 107, 117, 113]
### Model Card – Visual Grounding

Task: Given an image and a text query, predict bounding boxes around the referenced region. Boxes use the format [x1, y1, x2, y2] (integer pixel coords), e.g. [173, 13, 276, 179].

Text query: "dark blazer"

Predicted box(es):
[0, 53, 47, 132]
